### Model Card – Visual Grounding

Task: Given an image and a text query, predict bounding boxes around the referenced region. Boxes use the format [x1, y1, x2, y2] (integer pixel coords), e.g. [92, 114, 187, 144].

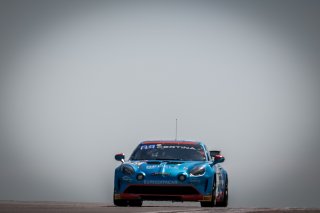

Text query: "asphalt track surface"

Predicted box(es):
[1, 202, 320, 213]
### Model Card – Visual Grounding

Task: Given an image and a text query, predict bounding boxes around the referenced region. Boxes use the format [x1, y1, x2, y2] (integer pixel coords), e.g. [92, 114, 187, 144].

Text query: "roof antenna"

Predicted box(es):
[175, 118, 178, 141]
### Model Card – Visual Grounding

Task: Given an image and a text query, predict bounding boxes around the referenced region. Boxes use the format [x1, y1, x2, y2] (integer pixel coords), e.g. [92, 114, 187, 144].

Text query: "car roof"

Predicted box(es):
[140, 140, 202, 145]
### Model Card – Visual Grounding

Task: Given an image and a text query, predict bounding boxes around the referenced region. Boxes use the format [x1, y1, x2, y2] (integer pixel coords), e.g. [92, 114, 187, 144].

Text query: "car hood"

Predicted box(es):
[128, 160, 206, 176]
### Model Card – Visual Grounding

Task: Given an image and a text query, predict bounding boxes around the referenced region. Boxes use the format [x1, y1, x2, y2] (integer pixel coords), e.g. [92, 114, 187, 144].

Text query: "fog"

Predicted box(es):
[0, 0, 320, 208]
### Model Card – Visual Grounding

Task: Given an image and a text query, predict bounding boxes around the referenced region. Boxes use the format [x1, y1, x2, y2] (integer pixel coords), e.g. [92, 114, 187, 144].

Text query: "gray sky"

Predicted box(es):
[0, 0, 320, 208]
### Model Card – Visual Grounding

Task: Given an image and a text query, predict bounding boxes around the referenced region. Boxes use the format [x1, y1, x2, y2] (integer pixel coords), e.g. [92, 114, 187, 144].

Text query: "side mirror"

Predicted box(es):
[210, 150, 221, 159]
[213, 154, 225, 164]
[115, 153, 125, 163]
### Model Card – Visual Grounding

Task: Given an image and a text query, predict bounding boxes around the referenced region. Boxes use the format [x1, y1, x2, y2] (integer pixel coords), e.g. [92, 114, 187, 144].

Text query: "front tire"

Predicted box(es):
[113, 199, 128, 207]
[200, 177, 216, 207]
[129, 200, 143, 207]
[113, 193, 128, 207]
[216, 177, 228, 207]
[200, 198, 215, 207]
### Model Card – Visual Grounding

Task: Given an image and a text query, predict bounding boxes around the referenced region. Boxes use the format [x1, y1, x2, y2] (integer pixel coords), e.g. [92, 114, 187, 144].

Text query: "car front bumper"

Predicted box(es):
[114, 184, 213, 202]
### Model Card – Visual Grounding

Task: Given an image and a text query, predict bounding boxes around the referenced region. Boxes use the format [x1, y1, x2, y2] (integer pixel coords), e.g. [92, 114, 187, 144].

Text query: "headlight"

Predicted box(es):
[190, 165, 206, 176]
[121, 164, 135, 175]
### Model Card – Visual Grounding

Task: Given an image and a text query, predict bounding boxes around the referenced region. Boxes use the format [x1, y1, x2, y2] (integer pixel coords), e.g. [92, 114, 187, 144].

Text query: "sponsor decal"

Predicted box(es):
[131, 161, 144, 166]
[167, 165, 179, 169]
[140, 144, 196, 150]
[146, 164, 179, 169]
[146, 165, 160, 169]
[143, 180, 178, 184]
[141, 144, 156, 150]
[146, 165, 179, 170]
[162, 145, 196, 150]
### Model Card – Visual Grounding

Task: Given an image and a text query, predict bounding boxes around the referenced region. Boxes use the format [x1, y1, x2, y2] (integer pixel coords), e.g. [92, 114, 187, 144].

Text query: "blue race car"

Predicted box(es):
[113, 140, 228, 207]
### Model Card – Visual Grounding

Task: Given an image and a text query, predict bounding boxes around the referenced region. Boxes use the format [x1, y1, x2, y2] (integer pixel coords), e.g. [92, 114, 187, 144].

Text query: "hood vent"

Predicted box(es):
[146, 161, 161, 164]
[166, 161, 182, 164]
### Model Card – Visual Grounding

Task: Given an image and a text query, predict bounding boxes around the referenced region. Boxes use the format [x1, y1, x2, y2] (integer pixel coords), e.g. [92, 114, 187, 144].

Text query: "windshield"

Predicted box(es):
[130, 143, 206, 161]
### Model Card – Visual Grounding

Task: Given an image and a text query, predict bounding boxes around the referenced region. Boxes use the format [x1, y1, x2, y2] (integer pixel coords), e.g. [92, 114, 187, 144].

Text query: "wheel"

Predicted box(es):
[113, 199, 128, 207]
[200, 177, 216, 207]
[129, 199, 143, 207]
[113, 193, 128, 206]
[216, 177, 228, 207]
[200, 199, 215, 207]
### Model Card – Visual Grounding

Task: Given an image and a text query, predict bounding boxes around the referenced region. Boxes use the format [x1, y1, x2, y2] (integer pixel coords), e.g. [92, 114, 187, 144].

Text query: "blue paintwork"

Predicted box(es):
[113, 140, 228, 205]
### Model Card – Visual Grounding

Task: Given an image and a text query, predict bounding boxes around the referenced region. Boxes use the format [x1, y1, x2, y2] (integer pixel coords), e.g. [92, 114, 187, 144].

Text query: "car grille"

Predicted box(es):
[124, 185, 200, 195]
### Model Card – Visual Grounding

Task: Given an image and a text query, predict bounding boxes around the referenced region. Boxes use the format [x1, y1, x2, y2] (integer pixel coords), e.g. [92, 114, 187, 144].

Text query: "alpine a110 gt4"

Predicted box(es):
[113, 140, 228, 207]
